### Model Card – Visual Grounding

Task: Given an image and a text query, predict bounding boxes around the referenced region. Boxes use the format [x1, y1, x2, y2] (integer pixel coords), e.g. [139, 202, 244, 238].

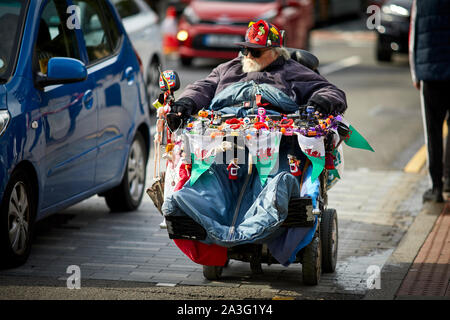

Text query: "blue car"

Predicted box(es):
[0, 0, 151, 267]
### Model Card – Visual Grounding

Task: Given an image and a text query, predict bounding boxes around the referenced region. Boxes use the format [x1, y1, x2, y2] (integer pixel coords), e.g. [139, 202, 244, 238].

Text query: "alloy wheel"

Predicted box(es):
[127, 138, 146, 203]
[8, 181, 30, 256]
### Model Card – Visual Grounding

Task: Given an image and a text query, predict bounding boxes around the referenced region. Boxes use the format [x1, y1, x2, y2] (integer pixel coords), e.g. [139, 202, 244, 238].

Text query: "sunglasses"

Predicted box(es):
[240, 47, 270, 58]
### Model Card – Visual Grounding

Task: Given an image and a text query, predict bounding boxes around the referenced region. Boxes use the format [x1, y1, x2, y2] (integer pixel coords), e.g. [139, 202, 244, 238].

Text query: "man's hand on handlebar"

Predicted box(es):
[167, 97, 197, 131]
[307, 94, 345, 115]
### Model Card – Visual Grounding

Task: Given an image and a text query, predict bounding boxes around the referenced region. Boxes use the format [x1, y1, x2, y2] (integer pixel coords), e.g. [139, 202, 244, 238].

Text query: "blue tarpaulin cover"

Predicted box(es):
[162, 139, 320, 265]
[161, 82, 322, 265]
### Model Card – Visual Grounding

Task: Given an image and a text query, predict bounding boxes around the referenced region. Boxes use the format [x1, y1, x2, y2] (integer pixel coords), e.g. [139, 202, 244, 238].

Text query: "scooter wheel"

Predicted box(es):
[203, 265, 223, 280]
[302, 235, 322, 285]
[321, 208, 338, 273]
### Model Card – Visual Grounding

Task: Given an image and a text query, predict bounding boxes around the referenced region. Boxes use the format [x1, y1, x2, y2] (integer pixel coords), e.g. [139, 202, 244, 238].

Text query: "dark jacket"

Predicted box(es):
[410, 0, 450, 82]
[179, 55, 347, 114]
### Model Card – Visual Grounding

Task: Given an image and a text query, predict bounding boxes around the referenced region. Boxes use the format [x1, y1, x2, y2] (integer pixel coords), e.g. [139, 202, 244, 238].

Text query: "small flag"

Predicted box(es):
[245, 131, 282, 186]
[187, 133, 223, 186]
[339, 118, 374, 152]
[297, 134, 325, 182]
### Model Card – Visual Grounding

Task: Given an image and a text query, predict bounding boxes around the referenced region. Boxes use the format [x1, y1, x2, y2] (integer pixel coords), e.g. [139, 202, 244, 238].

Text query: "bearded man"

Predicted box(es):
[168, 20, 347, 130]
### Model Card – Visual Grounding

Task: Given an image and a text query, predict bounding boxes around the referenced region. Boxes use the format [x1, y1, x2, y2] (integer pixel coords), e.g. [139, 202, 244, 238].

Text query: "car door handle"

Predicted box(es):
[82, 89, 93, 109]
[125, 66, 134, 85]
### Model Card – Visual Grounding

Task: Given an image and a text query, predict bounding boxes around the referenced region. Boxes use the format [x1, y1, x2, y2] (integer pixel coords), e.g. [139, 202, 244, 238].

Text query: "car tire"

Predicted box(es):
[146, 60, 161, 115]
[320, 208, 338, 273]
[180, 57, 192, 66]
[104, 132, 148, 212]
[0, 170, 36, 268]
[376, 38, 392, 62]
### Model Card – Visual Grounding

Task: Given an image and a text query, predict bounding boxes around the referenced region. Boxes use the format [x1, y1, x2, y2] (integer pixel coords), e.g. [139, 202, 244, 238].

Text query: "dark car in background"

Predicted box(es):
[375, 0, 413, 62]
[176, 0, 314, 66]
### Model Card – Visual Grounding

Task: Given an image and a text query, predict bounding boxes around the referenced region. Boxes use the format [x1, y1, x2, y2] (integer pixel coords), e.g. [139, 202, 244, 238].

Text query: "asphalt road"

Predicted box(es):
[0, 18, 427, 303]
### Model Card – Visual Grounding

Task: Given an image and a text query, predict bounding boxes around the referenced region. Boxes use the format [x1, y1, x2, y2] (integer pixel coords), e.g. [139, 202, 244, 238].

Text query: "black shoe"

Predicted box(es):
[423, 188, 444, 203]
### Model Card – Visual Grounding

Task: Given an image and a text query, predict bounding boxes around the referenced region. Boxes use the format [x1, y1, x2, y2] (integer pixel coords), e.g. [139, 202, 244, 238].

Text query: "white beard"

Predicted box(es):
[242, 56, 263, 73]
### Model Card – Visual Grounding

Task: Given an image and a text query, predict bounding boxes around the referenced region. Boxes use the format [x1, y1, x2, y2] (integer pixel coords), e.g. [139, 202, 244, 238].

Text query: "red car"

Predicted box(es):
[176, 0, 314, 66]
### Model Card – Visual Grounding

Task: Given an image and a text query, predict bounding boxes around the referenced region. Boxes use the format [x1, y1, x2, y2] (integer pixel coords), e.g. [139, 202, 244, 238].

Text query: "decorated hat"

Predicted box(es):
[236, 20, 283, 48]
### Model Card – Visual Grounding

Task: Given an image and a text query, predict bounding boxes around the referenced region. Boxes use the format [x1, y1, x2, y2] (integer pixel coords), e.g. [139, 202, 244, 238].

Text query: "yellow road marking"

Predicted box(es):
[404, 122, 448, 173]
[272, 296, 295, 300]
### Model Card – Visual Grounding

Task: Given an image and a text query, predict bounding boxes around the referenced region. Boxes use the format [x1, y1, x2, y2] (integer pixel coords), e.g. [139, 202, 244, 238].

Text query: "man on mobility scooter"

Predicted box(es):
[150, 20, 372, 285]
[167, 20, 347, 131]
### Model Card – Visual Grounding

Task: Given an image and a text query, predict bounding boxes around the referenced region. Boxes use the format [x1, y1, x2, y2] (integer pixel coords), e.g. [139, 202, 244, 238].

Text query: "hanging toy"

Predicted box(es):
[227, 158, 240, 180]
[288, 154, 302, 177]
[162, 142, 175, 160]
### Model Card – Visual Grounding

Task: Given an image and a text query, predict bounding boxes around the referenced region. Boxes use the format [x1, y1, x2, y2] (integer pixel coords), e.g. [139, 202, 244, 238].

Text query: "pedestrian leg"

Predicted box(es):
[421, 81, 447, 201]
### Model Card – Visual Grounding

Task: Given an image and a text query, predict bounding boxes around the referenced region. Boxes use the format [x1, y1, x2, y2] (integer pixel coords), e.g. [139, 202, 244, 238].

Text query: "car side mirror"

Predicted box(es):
[36, 57, 87, 89]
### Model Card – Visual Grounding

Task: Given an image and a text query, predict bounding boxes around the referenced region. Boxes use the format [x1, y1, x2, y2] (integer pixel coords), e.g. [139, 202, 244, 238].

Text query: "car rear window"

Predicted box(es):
[0, 0, 27, 83]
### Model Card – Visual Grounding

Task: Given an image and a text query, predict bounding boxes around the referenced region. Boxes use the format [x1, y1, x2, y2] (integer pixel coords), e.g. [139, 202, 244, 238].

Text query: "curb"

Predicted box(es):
[365, 124, 449, 299]
[363, 199, 444, 299]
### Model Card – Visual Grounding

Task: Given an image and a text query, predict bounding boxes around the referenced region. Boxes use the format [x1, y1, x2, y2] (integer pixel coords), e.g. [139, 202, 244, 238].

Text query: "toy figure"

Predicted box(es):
[212, 112, 222, 126]
[257, 107, 266, 123]
[198, 110, 209, 118]
[227, 158, 240, 180]
[288, 154, 302, 176]
[243, 117, 251, 127]
[162, 142, 175, 160]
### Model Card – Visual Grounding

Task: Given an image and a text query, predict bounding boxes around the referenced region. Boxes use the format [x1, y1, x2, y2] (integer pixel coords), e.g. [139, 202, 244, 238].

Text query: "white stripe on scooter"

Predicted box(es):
[320, 56, 361, 76]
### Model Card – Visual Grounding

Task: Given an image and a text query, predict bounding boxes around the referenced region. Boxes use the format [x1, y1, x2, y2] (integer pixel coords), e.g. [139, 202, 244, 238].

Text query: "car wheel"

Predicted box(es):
[376, 37, 392, 62]
[146, 60, 160, 115]
[104, 132, 147, 212]
[0, 170, 36, 268]
[180, 57, 192, 66]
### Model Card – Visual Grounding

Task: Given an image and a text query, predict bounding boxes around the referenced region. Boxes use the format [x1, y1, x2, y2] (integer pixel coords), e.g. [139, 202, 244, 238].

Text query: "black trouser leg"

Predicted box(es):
[422, 81, 450, 190]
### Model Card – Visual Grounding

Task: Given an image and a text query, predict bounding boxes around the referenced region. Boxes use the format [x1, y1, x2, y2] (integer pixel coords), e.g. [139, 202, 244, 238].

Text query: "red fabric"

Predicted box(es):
[173, 239, 228, 266]
[172, 163, 228, 266]
[174, 163, 191, 191]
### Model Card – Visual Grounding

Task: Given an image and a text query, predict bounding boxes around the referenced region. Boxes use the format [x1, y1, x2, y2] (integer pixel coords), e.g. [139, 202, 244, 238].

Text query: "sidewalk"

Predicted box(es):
[365, 194, 450, 299]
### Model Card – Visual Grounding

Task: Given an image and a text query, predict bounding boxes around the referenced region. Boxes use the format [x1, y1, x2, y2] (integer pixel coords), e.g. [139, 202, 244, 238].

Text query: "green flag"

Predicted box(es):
[190, 154, 215, 186]
[340, 119, 374, 152]
[307, 155, 326, 182]
[186, 133, 223, 186]
[245, 132, 282, 186]
[254, 152, 280, 186]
